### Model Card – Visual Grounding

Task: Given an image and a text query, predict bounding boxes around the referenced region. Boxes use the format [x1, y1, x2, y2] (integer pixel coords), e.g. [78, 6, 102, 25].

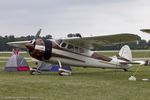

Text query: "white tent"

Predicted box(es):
[4, 54, 30, 72]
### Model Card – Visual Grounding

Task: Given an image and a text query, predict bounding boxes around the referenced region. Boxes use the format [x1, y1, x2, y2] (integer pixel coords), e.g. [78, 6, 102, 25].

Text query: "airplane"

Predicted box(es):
[7, 29, 142, 75]
[140, 29, 150, 33]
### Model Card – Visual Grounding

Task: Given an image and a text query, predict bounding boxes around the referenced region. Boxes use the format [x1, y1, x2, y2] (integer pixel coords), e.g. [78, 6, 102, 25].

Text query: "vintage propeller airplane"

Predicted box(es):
[7, 29, 142, 75]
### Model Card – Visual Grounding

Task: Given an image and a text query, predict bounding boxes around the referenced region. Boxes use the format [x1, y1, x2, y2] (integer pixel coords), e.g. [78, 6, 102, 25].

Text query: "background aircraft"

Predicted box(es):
[140, 29, 150, 34]
[7, 29, 141, 75]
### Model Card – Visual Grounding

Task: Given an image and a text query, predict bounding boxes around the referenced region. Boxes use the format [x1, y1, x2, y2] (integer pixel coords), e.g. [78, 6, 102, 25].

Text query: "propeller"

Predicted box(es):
[25, 29, 52, 61]
[31, 29, 42, 44]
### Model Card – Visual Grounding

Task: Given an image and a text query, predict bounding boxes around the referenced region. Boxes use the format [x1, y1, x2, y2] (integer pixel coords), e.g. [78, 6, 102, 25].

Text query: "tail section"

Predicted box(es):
[118, 45, 132, 62]
[111, 45, 144, 70]
[117, 45, 145, 65]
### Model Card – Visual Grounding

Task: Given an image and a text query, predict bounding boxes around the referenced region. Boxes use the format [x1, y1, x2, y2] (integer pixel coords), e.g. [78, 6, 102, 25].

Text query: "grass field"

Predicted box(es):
[0, 51, 150, 100]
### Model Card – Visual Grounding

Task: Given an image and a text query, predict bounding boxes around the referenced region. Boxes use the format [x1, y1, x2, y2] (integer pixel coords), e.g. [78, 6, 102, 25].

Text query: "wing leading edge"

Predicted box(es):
[7, 33, 141, 50]
[7, 41, 31, 49]
[62, 33, 141, 49]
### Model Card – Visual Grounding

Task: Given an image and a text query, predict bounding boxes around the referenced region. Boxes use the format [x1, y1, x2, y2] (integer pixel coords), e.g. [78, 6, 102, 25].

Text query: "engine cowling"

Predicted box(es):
[25, 39, 52, 61]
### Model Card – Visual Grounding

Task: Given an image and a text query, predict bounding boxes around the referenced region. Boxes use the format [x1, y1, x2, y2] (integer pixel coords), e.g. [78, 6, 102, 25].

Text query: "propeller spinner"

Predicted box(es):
[25, 29, 52, 61]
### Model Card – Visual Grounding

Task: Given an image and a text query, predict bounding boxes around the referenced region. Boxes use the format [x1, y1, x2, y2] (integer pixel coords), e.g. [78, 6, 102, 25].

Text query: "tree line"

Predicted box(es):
[0, 35, 150, 51]
[0, 35, 52, 51]
[97, 40, 150, 50]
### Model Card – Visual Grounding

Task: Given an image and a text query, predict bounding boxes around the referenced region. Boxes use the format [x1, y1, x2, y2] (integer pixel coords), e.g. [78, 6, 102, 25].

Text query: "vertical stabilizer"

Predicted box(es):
[118, 45, 132, 61]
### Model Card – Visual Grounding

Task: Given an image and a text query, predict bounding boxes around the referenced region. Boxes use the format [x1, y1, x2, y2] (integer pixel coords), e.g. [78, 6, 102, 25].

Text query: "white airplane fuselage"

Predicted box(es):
[28, 39, 132, 70]
[50, 49, 130, 69]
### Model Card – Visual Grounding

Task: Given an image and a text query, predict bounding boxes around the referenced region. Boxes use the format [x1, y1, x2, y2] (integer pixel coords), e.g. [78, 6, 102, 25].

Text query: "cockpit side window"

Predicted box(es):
[58, 40, 63, 45]
[68, 44, 73, 49]
[61, 42, 67, 48]
[67, 44, 74, 51]
[79, 48, 84, 53]
[60, 42, 85, 53]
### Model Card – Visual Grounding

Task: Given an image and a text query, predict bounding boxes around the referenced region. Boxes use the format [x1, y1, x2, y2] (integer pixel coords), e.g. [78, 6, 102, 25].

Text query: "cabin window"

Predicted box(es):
[58, 40, 63, 45]
[67, 44, 74, 51]
[74, 47, 79, 52]
[79, 48, 84, 53]
[61, 42, 67, 48]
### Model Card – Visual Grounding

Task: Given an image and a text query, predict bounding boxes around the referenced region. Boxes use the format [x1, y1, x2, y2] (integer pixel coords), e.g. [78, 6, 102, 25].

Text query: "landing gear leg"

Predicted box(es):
[57, 59, 63, 76]
[57, 59, 71, 76]
[30, 62, 43, 75]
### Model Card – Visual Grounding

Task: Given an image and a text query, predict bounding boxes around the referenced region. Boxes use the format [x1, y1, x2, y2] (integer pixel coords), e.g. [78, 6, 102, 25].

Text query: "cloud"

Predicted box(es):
[0, 0, 150, 40]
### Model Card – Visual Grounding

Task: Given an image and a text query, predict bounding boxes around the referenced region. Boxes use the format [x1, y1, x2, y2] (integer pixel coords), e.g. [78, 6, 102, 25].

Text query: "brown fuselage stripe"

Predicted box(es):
[116, 54, 130, 62]
[91, 52, 112, 62]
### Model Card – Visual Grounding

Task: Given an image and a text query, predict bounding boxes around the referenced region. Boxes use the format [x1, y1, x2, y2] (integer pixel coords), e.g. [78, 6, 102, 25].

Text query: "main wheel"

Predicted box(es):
[58, 70, 71, 76]
[30, 69, 41, 75]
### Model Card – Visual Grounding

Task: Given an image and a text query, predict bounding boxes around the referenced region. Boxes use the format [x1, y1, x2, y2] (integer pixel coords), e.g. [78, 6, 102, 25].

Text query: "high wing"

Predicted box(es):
[7, 33, 141, 50]
[62, 33, 141, 49]
[7, 40, 31, 49]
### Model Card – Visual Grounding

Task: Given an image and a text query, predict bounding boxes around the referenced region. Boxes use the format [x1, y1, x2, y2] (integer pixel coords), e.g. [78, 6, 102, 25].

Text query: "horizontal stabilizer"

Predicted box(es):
[120, 61, 145, 65]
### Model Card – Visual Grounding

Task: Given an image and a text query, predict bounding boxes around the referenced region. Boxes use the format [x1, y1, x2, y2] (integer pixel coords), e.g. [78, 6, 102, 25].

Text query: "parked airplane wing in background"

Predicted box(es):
[62, 33, 141, 49]
[140, 29, 150, 33]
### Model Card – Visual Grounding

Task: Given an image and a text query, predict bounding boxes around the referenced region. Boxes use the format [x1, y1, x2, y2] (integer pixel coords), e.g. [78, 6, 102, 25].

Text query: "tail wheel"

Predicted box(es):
[123, 69, 128, 72]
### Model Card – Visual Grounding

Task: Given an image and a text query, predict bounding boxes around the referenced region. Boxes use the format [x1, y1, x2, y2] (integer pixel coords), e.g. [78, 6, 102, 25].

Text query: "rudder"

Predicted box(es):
[118, 45, 132, 61]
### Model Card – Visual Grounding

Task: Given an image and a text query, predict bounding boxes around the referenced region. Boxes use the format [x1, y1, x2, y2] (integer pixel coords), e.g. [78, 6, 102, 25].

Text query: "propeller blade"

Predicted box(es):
[31, 29, 42, 44]
[35, 29, 42, 39]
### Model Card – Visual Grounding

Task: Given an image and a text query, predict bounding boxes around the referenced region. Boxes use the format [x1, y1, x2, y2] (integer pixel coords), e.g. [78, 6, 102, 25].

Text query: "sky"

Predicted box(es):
[0, 0, 150, 41]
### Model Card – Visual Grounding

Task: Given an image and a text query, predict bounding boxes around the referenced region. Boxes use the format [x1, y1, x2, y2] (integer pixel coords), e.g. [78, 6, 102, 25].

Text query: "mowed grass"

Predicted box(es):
[0, 51, 150, 100]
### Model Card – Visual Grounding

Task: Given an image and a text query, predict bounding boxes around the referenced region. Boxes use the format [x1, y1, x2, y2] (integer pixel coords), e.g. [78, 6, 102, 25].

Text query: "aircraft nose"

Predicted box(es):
[25, 39, 52, 61]
[25, 43, 34, 52]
